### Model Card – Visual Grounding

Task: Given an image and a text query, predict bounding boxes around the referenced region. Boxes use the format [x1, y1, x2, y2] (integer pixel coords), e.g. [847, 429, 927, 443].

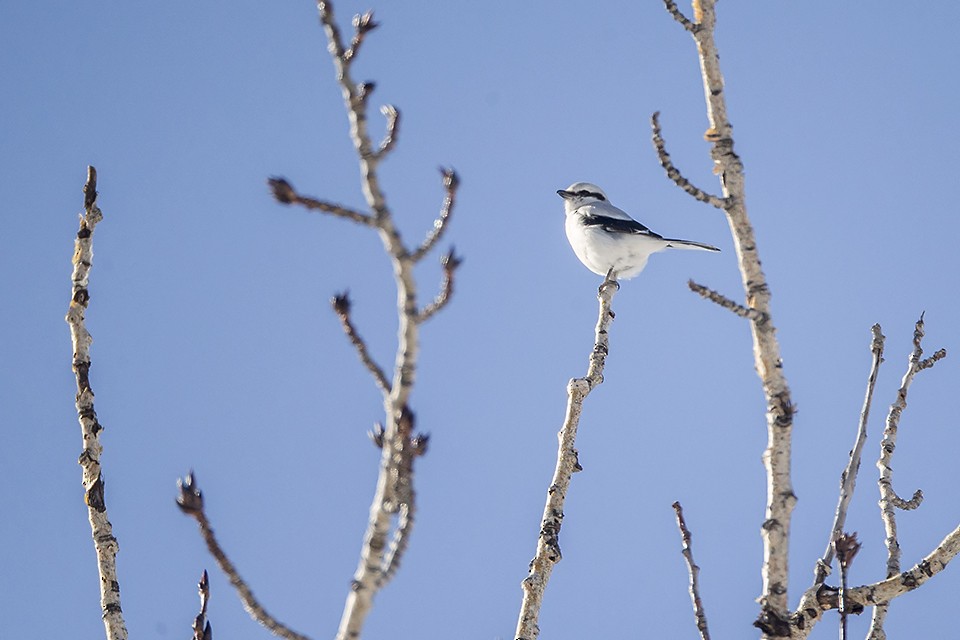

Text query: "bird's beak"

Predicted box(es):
[557, 190, 574, 199]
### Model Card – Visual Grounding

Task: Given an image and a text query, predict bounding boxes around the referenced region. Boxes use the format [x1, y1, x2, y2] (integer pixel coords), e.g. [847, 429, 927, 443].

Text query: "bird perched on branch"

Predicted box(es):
[559, 182, 719, 280]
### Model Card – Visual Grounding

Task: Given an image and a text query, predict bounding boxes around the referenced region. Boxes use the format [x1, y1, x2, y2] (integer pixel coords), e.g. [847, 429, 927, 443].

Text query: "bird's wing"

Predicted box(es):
[580, 209, 664, 239]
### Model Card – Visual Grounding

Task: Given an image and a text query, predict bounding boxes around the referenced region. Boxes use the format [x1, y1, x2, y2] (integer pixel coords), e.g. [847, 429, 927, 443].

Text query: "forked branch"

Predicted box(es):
[177, 473, 311, 640]
[869, 314, 946, 638]
[661, 1, 796, 631]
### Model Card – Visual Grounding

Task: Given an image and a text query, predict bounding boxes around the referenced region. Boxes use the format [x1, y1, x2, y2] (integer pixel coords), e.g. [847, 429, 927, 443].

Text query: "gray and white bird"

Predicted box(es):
[559, 182, 719, 280]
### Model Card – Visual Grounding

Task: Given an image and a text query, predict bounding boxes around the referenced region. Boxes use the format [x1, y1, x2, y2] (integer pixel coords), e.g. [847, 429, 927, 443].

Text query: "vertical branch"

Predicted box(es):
[515, 278, 619, 640]
[65, 166, 129, 640]
[835, 533, 861, 640]
[662, 1, 796, 631]
[814, 325, 885, 584]
[307, 4, 459, 638]
[673, 502, 712, 640]
[868, 315, 943, 639]
[191, 570, 213, 640]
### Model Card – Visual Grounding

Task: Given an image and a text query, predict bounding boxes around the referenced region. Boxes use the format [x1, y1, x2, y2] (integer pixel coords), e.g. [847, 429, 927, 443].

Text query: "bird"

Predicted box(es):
[559, 182, 719, 280]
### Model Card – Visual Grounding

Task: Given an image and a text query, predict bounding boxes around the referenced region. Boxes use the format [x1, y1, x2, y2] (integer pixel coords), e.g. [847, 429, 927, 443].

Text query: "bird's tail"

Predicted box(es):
[663, 238, 720, 252]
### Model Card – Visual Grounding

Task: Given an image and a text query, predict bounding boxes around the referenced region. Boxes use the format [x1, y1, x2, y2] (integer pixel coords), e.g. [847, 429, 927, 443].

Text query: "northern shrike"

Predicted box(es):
[559, 182, 719, 280]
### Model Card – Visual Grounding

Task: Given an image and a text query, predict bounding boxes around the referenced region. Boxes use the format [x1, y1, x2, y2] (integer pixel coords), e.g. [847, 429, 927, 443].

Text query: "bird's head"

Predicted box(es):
[557, 182, 608, 211]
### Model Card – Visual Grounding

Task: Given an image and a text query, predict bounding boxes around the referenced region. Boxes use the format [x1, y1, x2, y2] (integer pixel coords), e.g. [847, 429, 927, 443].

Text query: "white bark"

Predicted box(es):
[515, 278, 619, 640]
[65, 166, 129, 640]
[663, 1, 796, 630]
[814, 325, 885, 585]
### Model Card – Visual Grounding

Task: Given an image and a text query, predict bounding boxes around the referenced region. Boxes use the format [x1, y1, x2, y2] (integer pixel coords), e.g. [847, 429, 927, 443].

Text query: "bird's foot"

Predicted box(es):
[599, 269, 620, 294]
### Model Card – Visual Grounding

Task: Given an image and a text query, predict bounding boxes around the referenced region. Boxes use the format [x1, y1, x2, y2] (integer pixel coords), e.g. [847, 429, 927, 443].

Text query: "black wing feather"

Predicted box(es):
[581, 213, 663, 238]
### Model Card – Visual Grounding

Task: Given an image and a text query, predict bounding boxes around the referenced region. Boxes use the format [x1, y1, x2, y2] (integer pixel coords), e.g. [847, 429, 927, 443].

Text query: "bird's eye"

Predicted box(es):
[579, 190, 605, 201]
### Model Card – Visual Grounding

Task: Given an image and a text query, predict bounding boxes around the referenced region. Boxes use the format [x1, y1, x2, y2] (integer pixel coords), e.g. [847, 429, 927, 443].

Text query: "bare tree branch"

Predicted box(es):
[799, 523, 960, 618]
[343, 10, 378, 62]
[375, 104, 400, 159]
[380, 502, 415, 585]
[688, 279, 768, 323]
[651, 112, 727, 208]
[515, 276, 619, 640]
[268, 177, 375, 226]
[331, 292, 391, 395]
[65, 166, 129, 640]
[814, 324, 885, 585]
[673, 502, 712, 640]
[663, 0, 697, 32]
[662, 2, 797, 629]
[411, 168, 460, 263]
[191, 570, 213, 640]
[868, 314, 945, 638]
[177, 473, 311, 640]
[309, 3, 459, 637]
[835, 533, 861, 640]
[417, 247, 462, 323]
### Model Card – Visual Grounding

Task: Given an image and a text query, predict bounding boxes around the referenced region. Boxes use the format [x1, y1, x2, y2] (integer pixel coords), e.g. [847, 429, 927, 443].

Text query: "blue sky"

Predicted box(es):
[4, 2, 959, 639]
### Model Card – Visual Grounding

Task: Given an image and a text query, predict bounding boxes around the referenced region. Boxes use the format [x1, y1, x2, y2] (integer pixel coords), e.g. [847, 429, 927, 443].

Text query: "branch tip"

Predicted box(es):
[892, 488, 923, 511]
[84, 165, 98, 209]
[672, 502, 712, 640]
[376, 105, 400, 157]
[357, 81, 375, 103]
[412, 168, 461, 262]
[353, 10, 378, 34]
[177, 471, 204, 515]
[441, 246, 462, 271]
[440, 166, 460, 190]
[412, 432, 430, 456]
[368, 423, 385, 448]
[331, 291, 352, 316]
[268, 177, 296, 204]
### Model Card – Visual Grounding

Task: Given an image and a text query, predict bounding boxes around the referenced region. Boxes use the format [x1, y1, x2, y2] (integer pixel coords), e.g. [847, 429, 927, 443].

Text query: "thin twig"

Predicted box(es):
[673, 502, 712, 640]
[381, 496, 414, 584]
[418, 247, 462, 323]
[662, 0, 698, 32]
[835, 533, 861, 640]
[268, 177, 375, 226]
[191, 570, 213, 640]
[814, 325, 885, 585]
[343, 10, 378, 62]
[375, 105, 400, 159]
[411, 168, 460, 262]
[869, 315, 945, 638]
[177, 473, 311, 640]
[651, 112, 727, 208]
[688, 280, 767, 322]
[66, 166, 129, 640]
[515, 276, 619, 640]
[331, 292, 391, 395]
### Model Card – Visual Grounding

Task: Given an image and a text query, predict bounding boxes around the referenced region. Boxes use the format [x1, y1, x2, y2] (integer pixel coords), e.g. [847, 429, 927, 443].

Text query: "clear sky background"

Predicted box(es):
[4, 2, 959, 639]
